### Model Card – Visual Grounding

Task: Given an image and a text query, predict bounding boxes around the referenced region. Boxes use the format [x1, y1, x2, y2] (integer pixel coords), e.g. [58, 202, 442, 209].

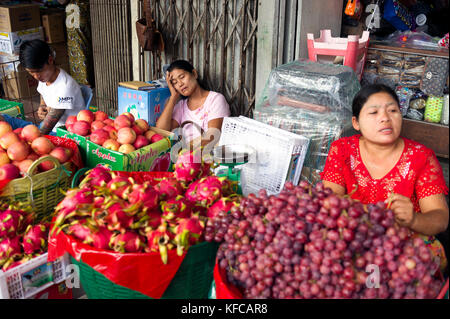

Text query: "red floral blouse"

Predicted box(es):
[321, 135, 448, 211]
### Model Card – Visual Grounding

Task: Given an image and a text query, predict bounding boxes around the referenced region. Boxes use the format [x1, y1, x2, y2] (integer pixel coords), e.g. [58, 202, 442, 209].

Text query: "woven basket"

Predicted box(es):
[0, 156, 73, 222]
[70, 241, 219, 299]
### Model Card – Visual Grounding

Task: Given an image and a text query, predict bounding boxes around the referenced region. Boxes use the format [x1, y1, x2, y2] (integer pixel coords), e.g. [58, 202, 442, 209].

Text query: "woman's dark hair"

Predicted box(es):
[352, 84, 400, 119]
[167, 59, 209, 93]
[19, 39, 52, 69]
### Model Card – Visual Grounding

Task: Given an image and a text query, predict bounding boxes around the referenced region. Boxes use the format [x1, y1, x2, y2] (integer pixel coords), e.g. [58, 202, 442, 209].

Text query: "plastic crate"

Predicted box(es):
[219, 116, 310, 196]
[0, 253, 70, 299]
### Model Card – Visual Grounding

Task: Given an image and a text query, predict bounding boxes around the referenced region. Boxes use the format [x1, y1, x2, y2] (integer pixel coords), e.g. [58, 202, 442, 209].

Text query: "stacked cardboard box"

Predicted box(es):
[42, 8, 69, 72]
[0, 3, 42, 99]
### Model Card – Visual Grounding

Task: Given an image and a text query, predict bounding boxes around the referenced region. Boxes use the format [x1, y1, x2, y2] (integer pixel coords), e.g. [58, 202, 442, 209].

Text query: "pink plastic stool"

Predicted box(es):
[307, 29, 370, 80]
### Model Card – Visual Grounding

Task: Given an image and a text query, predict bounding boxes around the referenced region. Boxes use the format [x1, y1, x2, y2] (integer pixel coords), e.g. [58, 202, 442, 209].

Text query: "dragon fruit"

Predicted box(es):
[154, 177, 184, 200]
[110, 231, 143, 253]
[1, 255, 33, 271]
[174, 149, 210, 184]
[161, 195, 193, 221]
[105, 202, 135, 231]
[66, 222, 95, 242]
[145, 221, 174, 264]
[79, 165, 112, 188]
[106, 175, 132, 199]
[207, 196, 241, 219]
[89, 227, 114, 250]
[127, 183, 159, 211]
[0, 210, 23, 238]
[133, 209, 162, 231]
[185, 176, 228, 207]
[22, 224, 48, 254]
[0, 236, 22, 260]
[173, 216, 205, 256]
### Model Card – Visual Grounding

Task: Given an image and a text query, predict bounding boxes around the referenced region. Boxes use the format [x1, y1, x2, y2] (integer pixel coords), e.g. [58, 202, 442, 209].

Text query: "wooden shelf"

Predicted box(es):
[369, 43, 449, 59]
[401, 118, 449, 159]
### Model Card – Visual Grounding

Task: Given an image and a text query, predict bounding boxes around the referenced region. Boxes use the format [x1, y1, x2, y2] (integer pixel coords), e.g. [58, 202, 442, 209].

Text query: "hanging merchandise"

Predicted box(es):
[383, 0, 416, 31]
[438, 33, 449, 49]
[345, 0, 363, 20]
[136, 0, 164, 51]
[395, 85, 414, 116]
[424, 96, 444, 123]
[420, 57, 449, 96]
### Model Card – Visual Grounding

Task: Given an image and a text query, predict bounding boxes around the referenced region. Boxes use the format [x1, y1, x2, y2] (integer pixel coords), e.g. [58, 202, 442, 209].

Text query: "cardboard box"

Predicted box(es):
[50, 42, 69, 67]
[0, 98, 26, 120]
[118, 85, 170, 126]
[0, 4, 41, 32]
[86, 127, 174, 171]
[56, 126, 89, 164]
[0, 27, 44, 55]
[1, 64, 38, 100]
[41, 12, 65, 44]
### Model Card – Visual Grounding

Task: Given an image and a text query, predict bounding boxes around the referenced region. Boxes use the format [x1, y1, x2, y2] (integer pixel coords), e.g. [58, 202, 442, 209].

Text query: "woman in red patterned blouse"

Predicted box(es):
[321, 84, 449, 269]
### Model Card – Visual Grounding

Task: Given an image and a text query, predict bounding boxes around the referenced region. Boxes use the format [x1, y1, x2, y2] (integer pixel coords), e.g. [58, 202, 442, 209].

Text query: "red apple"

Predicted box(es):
[77, 110, 95, 124]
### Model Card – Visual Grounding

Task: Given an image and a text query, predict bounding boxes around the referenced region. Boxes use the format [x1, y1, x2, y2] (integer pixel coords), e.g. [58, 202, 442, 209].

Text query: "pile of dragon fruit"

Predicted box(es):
[50, 150, 241, 264]
[0, 201, 49, 271]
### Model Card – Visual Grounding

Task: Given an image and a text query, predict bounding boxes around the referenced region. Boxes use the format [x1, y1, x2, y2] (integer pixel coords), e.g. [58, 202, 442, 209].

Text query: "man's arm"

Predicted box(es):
[39, 108, 65, 135]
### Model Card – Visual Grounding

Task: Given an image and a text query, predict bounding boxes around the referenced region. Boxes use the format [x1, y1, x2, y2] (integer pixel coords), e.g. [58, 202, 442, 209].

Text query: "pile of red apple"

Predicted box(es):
[0, 122, 73, 182]
[65, 110, 165, 154]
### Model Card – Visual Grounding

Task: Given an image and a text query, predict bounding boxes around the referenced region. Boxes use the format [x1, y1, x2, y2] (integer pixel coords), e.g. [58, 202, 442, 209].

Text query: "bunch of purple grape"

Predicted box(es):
[207, 181, 444, 299]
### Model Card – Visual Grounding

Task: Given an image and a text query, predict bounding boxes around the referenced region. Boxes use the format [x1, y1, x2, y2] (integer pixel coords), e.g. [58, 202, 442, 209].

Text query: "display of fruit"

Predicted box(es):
[0, 122, 74, 181]
[0, 200, 48, 271]
[51, 151, 239, 264]
[207, 181, 444, 299]
[65, 111, 167, 154]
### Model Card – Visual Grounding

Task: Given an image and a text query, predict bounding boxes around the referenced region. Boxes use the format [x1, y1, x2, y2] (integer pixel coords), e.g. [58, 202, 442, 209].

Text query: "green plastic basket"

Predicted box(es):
[70, 241, 219, 299]
[0, 98, 25, 120]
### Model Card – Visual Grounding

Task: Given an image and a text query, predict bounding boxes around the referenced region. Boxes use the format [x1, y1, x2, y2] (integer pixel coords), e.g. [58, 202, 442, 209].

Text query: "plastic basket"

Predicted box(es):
[219, 116, 309, 196]
[0, 156, 73, 222]
[0, 253, 70, 299]
[70, 241, 219, 299]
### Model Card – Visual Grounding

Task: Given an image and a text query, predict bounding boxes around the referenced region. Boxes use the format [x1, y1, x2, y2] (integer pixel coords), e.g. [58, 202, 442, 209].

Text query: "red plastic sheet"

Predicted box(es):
[48, 229, 187, 299]
[213, 262, 243, 299]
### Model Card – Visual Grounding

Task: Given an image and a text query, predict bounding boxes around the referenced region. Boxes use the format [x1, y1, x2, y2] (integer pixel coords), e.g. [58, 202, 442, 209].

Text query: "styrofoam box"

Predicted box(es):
[219, 116, 310, 196]
[0, 253, 70, 299]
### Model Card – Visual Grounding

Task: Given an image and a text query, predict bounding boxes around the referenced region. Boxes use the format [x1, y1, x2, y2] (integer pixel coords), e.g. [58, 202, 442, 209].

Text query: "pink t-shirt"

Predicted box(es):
[173, 91, 230, 142]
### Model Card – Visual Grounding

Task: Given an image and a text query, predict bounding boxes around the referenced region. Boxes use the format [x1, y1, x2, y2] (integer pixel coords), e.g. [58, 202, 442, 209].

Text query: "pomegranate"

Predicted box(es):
[118, 144, 135, 154]
[0, 163, 20, 180]
[94, 111, 109, 122]
[150, 133, 164, 144]
[103, 139, 120, 151]
[77, 110, 95, 124]
[71, 120, 91, 136]
[0, 132, 20, 149]
[91, 120, 106, 131]
[133, 135, 149, 149]
[117, 127, 136, 145]
[0, 151, 11, 166]
[20, 124, 41, 143]
[90, 129, 110, 146]
[31, 137, 55, 155]
[50, 147, 72, 164]
[0, 121, 13, 138]
[135, 119, 150, 133]
[7, 141, 30, 161]
[114, 115, 132, 129]
[18, 159, 34, 174]
[65, 115, 77, 128]
[144, 130, 156, 141]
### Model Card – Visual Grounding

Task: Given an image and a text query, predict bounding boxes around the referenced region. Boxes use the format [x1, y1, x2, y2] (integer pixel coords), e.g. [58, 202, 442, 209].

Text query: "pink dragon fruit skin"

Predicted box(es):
[0, 210, 23, 238]
[145, 210, 162, 230]
[22, 224, 48, 254]
[0, 236, 22, 259]
[55, 188, 95, 217]
[127, 183, 159, 210]
[154, 178, 184, 201]
[80, 165, 112, 188]
[111, 231, 142, 253]
[90, 227, 114, 250]
[107, 176, 132, 199]
[2, 255, 33, 271]
[185, 176, 225, 207]
[174, 150, 206, 184]
[161, 196, 193, 221]
[67, 222, 93, 243]
[174, 217, 205, 256]
[105, 202, 134, 231]
[207, 196, 240, 219]
[145, 222, 174, 264]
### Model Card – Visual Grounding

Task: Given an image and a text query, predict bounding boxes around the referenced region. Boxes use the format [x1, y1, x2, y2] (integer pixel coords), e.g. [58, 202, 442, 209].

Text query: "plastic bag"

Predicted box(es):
[395, 86, 414, 116]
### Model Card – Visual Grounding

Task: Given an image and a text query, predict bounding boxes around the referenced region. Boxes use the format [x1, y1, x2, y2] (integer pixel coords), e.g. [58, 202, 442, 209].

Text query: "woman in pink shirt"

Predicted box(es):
[156, 60, 230, 148]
